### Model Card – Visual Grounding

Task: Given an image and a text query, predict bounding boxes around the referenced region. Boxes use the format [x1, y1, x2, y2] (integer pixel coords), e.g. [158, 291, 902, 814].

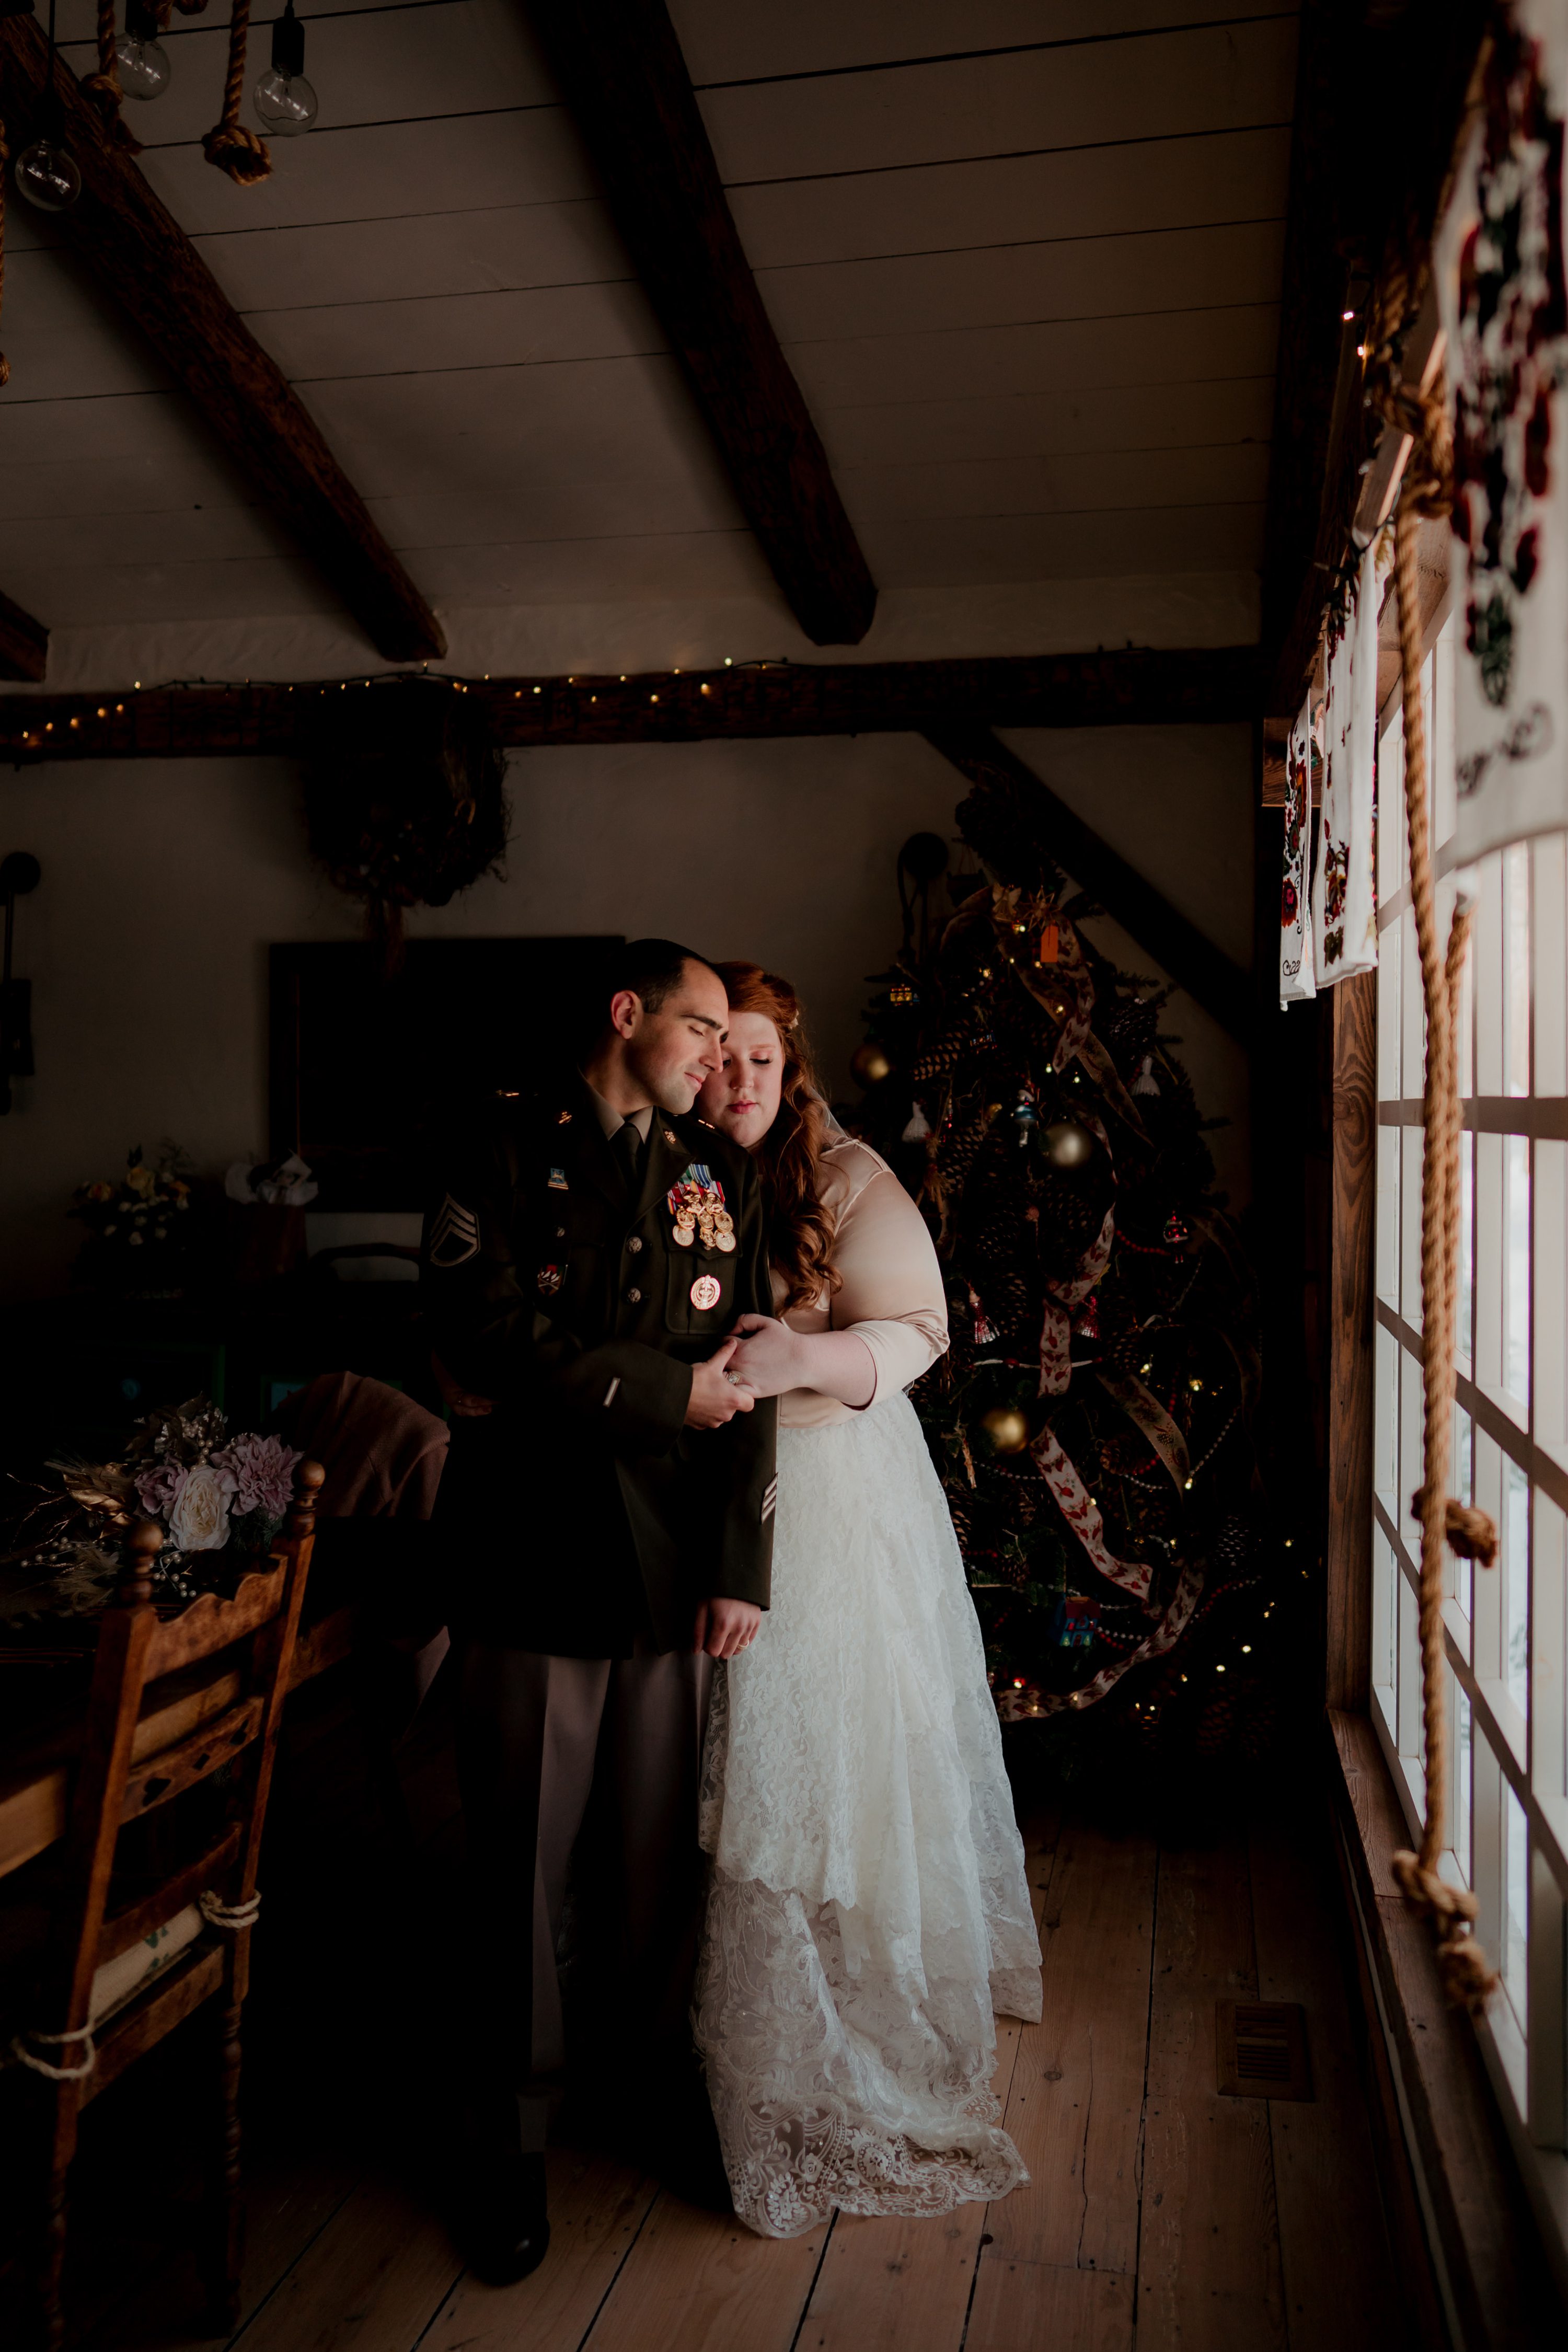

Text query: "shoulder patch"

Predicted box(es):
[428, 1194, 480, 1269]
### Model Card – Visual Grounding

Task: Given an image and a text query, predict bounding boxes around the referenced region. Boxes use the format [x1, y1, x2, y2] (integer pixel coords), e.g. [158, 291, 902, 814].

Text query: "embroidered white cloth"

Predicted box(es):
[1279, 694, 1318, 1004]
[1436, 2, 1568, 862]
[696, 1393, 1042, 2239]
[1310, 540, 1379, 985]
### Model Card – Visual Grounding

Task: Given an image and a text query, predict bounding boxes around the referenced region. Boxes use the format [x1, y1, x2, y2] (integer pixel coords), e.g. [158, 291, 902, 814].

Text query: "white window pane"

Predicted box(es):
[1379, 924, 1402, 1098]
[1504, 1459, 1530, 1723]
[1503, 1784, 1529, 2036]
[1378, 1126, 1400, 1307]
[1372, 1525, 1397, 1701]
[1455, 1681, 1473, 1887]
[1375, 1325, 1400, 1516]
[1403, 1125, 1426, 1330]
[1505, 844, 1531, 1098]
[1506, 1135, 1531, 1409]
[1458, 1132, 1475, 1371]
[1534, 835, 1566, 1097]
[1454, 1404, 1474, 1625]
[1536, 1139, 1565, 1457]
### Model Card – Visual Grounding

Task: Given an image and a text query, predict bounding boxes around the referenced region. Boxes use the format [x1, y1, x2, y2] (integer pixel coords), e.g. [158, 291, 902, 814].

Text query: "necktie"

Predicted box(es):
[614, 1119, 645, 1200]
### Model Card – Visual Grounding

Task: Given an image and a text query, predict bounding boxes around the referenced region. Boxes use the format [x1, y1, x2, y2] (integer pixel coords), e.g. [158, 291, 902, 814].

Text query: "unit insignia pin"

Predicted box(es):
[548, 1167, 569, 1191]
[690, 1274, 722, 1310]
[537, 1265, 564, 1296]
[663, 1128, 679, 1145]
[557, 1110, 573, 1125]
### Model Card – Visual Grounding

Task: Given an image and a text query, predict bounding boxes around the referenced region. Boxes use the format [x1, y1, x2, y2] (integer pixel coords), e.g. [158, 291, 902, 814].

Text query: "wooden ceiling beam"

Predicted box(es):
[0, 645, 1263, 764]
[520, 0, 876, 649]
[926, 724, 1252, 1043]
[0, 587, 48, 683]
[0, 19, 444, 665]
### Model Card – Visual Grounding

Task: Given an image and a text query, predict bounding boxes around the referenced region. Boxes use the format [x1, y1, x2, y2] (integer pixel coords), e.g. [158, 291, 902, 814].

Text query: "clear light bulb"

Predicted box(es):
[116, 0, 170, 98]
[14, 137, 81, 211]
[253, 64, 317, 132]
[253, 0, 317, 134]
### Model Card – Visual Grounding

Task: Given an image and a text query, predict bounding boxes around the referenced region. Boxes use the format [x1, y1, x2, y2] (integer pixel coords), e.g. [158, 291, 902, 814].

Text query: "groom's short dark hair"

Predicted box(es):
[608, 938, 720, 1014]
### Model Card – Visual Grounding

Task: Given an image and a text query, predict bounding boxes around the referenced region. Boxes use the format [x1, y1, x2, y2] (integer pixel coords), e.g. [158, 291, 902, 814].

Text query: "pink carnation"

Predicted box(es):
[135, 1459, 187, 1516]
[211, 1432, 302, 1519]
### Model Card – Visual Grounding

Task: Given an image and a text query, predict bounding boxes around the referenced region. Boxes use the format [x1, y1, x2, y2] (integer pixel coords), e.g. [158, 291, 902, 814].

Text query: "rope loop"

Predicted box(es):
[199, 1886, 261, 1931]
[9, 2023, 98, 2082]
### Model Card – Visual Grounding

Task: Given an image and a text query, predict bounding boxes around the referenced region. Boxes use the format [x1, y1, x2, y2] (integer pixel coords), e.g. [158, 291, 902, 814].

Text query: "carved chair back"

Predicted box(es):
[9, 1458, 323, 2347]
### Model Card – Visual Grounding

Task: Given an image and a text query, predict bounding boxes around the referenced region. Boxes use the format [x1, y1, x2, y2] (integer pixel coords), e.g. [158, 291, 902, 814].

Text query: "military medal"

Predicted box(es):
[716, 1229, 736, 1253]
[667, 1163, 727, 1252]
[537, 1264, 564, 1296]
[690, 1274, 721, 1310]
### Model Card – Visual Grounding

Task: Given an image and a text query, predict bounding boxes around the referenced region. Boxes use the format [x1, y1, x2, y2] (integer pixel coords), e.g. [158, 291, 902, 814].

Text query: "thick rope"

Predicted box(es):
[82, 0, 123, 124]
[1389, 493, 1498, 2014]
[202, 0, 270, 184]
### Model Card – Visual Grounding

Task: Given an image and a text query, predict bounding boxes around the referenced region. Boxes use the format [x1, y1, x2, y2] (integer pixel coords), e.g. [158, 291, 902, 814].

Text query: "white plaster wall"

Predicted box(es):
[0, 721, 1252, 1301]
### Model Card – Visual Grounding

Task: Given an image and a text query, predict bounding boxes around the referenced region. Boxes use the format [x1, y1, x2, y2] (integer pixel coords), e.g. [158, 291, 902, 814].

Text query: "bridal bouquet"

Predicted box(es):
[6, 1397, 303, 1623]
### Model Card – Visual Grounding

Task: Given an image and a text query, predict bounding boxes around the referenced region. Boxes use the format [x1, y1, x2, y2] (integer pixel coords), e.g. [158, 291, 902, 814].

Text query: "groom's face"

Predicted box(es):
[610, 959, 730, 1114]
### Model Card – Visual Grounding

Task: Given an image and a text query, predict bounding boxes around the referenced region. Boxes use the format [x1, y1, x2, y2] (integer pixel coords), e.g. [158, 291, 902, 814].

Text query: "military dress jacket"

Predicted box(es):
[421, 1076, 777, 1656]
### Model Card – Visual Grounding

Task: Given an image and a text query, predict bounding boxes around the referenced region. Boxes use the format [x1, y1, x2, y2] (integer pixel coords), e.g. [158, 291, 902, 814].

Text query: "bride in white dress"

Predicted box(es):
[693, 962, 1042, 2240]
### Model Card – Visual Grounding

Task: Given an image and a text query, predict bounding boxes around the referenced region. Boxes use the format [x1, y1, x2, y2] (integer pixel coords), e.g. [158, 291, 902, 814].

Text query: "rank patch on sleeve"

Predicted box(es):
[428, 1194, 480, 1269]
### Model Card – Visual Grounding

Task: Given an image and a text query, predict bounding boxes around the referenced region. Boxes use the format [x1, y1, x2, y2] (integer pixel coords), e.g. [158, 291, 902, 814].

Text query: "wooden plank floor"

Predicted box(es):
[32, 1699, 1404, 2352]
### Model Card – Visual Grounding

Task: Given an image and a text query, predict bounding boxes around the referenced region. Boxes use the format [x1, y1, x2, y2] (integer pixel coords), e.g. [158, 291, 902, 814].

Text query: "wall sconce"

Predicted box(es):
[1, 851, 41, 1115]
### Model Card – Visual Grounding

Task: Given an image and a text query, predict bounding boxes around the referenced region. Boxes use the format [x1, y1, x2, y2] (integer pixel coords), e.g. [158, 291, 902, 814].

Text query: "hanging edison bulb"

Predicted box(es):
[253, 0, 318, 134]
[14, 137, 81, 211]
[116, 0, 172, 99]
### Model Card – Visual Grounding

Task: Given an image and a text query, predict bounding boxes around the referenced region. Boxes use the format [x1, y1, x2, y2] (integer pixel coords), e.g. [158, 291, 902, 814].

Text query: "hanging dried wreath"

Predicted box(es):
[301, 683, 510, 967]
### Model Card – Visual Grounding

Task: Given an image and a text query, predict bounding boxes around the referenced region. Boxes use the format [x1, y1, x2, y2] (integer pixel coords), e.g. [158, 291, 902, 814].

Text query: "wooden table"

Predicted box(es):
[0, 1596, 362, 1884]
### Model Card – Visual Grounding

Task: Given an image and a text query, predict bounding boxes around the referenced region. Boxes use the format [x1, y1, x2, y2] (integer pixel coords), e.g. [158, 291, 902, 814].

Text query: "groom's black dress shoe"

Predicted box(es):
[460, 2151, 550, 2286]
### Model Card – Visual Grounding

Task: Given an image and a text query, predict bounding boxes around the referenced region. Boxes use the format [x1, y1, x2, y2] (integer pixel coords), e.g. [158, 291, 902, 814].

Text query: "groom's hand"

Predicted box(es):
[693, 1596, 762, 1657]
[685, 1338, 755, 1428]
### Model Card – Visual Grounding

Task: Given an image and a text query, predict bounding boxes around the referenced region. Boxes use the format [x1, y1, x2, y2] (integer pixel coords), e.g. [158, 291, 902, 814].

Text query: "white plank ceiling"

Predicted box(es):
[0, 0, 1296, 662]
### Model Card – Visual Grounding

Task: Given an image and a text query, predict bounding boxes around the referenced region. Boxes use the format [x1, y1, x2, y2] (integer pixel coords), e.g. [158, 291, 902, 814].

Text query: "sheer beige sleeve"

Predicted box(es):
[824, 1144, 949, 1405]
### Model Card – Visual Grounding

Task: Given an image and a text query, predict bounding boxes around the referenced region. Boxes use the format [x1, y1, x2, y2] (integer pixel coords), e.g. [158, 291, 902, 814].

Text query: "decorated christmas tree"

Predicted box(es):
[850, 763, 1284, 1770]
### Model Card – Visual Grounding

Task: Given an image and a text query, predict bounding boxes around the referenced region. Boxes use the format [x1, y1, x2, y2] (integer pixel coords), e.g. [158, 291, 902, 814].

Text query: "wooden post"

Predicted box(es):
[1327, 970, 1377, 1710]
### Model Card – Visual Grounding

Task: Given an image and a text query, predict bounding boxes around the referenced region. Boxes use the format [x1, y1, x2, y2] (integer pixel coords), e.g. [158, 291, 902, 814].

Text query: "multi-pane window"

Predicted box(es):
[1371, 613, 1568, 2197]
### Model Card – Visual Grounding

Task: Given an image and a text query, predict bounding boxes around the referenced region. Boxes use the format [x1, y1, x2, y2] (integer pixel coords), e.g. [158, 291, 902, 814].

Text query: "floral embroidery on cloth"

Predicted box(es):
[1279, 693, 1318, 1004]
[1437, 1, 1568, 860]
[1310, 539, 1379, 986]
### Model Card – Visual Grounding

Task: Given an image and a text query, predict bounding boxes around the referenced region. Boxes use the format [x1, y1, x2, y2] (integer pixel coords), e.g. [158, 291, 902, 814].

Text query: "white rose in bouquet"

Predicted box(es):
[166, 1462, 234, 1552]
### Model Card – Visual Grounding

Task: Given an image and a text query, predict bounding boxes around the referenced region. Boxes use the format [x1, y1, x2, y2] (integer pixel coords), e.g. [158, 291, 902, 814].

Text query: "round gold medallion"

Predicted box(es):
[716, 1229, 736, 1253]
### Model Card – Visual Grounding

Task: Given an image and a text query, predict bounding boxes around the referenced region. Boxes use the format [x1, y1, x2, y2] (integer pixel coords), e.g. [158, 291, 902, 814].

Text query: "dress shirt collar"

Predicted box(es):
[581, 1079, 654, 1146]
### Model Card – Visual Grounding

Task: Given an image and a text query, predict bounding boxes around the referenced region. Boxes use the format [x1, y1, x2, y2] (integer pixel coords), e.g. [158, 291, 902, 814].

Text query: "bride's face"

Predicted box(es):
[699, 1009, 785, 1151]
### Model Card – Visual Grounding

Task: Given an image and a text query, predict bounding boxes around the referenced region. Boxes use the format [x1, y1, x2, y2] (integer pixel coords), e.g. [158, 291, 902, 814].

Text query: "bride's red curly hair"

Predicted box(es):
[711, 961, 841, 1313]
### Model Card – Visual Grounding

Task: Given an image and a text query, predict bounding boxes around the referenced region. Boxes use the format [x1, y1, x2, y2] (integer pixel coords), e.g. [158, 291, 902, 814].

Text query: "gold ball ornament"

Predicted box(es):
[1043, 1120, 1094, 1168]
[851, 1042, 894, 1088]
[978, 1406, 1031, 1454]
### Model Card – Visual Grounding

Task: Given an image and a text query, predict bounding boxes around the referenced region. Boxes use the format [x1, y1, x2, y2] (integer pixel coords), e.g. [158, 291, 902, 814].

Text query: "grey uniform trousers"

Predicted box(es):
[455, 1637, 713, 2152]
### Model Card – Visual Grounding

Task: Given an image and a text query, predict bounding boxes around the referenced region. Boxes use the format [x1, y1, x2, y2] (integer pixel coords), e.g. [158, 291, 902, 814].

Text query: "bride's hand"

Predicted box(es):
[726, 1313, 803, 1399]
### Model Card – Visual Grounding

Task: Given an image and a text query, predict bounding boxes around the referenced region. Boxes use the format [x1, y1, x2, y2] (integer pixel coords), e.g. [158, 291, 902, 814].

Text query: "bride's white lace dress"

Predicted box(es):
[695, 1138, 1042, 2239]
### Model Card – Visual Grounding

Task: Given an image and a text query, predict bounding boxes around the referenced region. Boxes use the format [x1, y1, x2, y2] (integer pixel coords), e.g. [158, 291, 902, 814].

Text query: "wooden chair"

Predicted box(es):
[2, 1460, 324, 2349]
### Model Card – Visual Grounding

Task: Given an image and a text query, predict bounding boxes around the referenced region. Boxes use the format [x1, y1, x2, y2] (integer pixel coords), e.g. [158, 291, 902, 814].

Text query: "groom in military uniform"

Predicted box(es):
[422, 940, 775, 2282]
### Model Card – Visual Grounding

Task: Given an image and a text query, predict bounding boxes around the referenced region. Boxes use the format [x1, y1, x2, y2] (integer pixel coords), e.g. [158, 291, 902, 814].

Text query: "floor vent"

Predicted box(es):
[1216, 1999, 1313, 2101]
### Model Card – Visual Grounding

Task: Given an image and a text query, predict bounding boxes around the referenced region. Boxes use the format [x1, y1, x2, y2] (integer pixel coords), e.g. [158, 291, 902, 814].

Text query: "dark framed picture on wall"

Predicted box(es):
[269, 937, 620, 1207]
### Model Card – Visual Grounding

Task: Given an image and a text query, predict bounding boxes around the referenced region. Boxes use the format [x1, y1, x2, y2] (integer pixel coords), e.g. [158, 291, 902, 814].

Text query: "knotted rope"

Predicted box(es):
[1389, 488, 1498, 2014]
[81, 0, 127, 140]
[202, 0, 270, 184]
